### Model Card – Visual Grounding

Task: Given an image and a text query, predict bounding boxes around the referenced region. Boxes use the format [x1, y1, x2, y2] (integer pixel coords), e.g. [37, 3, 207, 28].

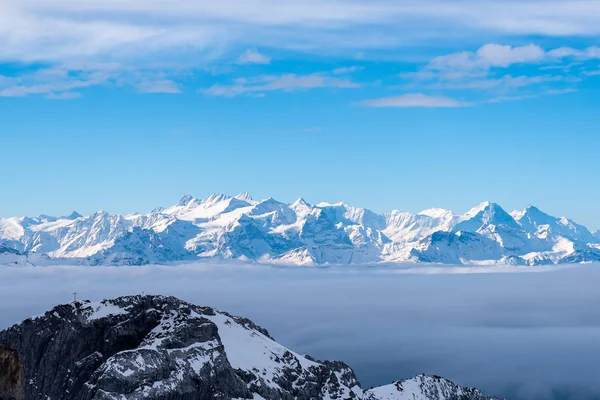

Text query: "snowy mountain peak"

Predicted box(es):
[177, 194, 200, 207]
[464, 201, 493, 218]
[367, 373, 501, 400]
[252, 197, 286, 211]
[290, 198, 313, 219]
[512, 204, 597, 244]
[291, 197, 310, 207]
[521, 204, 549, 217]
[234, 191, 254, 203]
[419, 207, 455, 219]
[514, 205, 554, 225]
[460, 202, 519, 228]
[63, 211, 82, 220]
[1, 194, 598, 267]
[203, 193, 231, 205]
[37, 214, 58, 222]
[316, 201, 345, 207]
[249, 198, 296, 225]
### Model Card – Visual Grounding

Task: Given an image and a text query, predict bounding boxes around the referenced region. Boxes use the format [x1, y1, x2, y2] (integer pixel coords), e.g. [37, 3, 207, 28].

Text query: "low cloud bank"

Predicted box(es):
[1, 262, 599, 400]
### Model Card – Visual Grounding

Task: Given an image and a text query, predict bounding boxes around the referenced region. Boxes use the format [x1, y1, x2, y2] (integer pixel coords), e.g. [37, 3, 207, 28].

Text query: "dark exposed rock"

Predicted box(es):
[0, 295, 501, 400]
[0, 345, 23, 400]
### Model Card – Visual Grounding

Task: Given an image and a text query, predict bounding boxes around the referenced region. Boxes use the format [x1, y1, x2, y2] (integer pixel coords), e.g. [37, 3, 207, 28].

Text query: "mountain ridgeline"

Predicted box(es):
[0, 295, 501, 400]
[1, 193, 599, 266]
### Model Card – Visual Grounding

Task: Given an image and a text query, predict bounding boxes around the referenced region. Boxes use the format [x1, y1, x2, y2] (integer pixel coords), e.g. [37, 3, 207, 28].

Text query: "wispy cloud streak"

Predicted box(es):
[360, 93, 469, 108]
[203, 73, 360, 97]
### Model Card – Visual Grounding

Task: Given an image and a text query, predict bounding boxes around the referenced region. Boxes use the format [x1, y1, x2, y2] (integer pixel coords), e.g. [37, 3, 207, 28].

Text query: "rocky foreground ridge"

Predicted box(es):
[0, 295, 500, 400]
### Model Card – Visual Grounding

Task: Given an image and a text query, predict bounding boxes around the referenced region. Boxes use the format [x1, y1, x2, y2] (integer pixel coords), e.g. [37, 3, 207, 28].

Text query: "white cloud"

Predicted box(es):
[400, 43, 600, 100]
[484, 94, 539, 103]
[0, 69, 108, 97]
[2, 0, 600, 65]
[237, 49, 271, 65]
[360, 93, 468, 108]
[475, 44, 545, 67]
[138, 79, 182, 94]
[414, 44, 600, 79]
[546, 88, 578, 95]
[332, 66, 364, 75]
[2, 1, 600, 100]
[46, 92, 82, 100]
[204, 73, 360, 97]
[0, 63, 186, 98]
[427, 44, 546, 74]
[547, 46, 600, 59]
[429, 74, 563, 90]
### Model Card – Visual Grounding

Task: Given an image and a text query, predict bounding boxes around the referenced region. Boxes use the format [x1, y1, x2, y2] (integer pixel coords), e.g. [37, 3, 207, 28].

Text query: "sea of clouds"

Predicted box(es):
[1, 262, 599, 400]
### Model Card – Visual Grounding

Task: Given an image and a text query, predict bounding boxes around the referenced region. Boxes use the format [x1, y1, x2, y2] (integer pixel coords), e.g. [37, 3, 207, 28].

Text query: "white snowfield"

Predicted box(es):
[1, 193, 599, 266]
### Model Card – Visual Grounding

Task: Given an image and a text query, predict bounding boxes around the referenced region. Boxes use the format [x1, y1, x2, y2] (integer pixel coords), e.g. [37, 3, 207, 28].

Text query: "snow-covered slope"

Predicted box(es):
[366, 374, 499, 400]
[0, 245, 31, 267]
[0, 295, 501, 400]
[410, 231, 505, 264]
[513, 205, 597, 244]
[1, 193, 598, 266]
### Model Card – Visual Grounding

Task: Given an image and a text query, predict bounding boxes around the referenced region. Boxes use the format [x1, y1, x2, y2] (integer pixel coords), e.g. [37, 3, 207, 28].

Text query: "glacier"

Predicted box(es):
[1, 193, 599, 267]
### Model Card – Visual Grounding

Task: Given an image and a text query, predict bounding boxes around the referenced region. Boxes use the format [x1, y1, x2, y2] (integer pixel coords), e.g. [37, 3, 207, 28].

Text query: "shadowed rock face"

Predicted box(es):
[0, 296, 501, 400]
[0, 346, 23, 400]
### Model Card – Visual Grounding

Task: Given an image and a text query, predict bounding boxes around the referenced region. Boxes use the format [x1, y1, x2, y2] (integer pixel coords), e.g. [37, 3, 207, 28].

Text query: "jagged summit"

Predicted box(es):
[63, 211, 82, 220]
[204, 193, 231, 204]
[291, 197, 310, 207]
[463, 202, 514, 224]
[464, 201, 494, 219]
[1, 194, 598, 267]
[0, 295, 501, 400]
[456, 202, 520, 231]
[514, 205, 555, 226]
[525, 204, 542, 212]
[177, 193, 199, 207]
[234, 191, 254, 203]
[251, 197, 288, 213]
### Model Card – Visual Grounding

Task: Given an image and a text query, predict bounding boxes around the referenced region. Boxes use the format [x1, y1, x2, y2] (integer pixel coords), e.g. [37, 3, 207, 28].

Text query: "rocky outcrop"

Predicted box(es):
[0, 346, 23, 399]
[0, 295, 501, 400]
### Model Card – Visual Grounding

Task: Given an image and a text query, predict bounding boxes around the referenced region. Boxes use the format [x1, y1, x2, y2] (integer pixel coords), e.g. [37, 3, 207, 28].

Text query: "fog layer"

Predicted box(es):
[1, 263, 599, 400]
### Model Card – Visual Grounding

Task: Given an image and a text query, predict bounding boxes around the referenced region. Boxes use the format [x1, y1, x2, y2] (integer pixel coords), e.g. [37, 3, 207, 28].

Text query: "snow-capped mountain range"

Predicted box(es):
[1, 193, 599, 266]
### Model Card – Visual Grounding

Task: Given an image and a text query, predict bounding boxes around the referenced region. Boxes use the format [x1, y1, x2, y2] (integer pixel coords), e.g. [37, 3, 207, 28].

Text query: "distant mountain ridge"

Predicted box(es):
[1, 194, 599, 266]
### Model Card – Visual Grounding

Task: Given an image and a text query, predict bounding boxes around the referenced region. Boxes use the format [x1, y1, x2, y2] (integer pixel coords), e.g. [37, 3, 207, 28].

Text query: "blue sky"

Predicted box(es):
[1, 0, 600, 229]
